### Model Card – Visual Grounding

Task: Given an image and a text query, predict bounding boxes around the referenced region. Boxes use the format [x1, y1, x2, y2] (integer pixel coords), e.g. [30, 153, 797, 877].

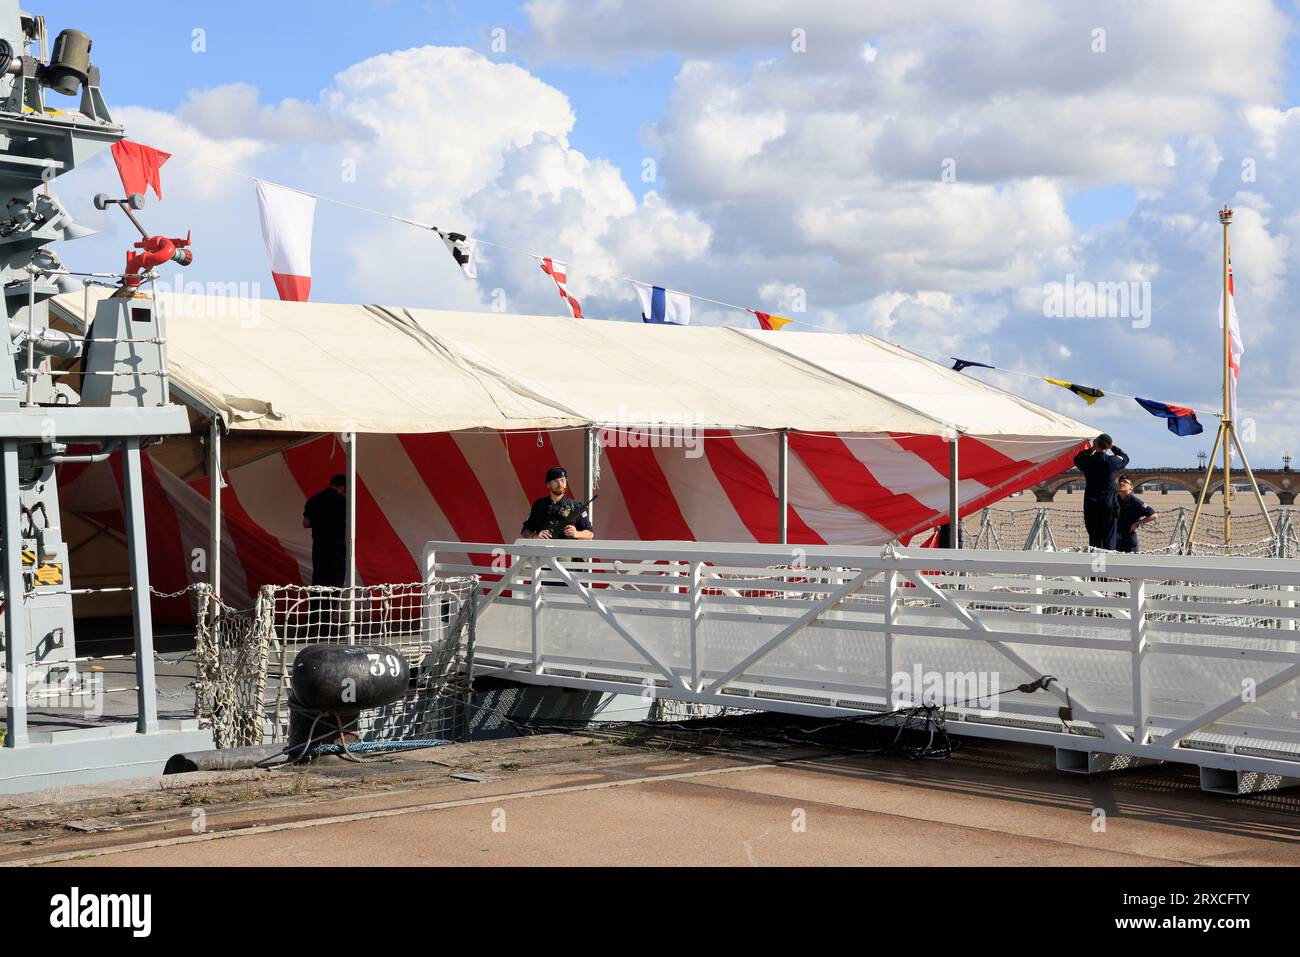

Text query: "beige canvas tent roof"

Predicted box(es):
[52, 290, 1096, 440]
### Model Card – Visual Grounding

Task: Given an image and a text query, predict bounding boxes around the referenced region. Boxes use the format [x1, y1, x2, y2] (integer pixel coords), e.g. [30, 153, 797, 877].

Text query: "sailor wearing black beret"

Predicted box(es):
[521, 465, 594, 540]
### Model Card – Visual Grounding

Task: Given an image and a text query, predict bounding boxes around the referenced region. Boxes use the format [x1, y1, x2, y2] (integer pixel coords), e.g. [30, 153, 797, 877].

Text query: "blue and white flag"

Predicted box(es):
[632, 282, 691, 325]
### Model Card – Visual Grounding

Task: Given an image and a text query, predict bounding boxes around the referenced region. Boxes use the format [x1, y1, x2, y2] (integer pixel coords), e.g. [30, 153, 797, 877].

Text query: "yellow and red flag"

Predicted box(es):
[750, 309, 792, 331]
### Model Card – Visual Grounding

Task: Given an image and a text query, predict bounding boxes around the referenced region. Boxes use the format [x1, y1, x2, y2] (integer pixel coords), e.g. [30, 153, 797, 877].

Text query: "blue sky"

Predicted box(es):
[60, 0, 679, 198]
[59, 0, 1271, 271]
[44, 2, 1300, 468]
[64, 0, 1158, 228]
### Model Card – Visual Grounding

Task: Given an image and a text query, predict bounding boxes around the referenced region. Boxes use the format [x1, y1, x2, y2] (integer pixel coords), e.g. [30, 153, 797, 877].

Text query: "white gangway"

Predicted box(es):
[425, 539, 1300, 795]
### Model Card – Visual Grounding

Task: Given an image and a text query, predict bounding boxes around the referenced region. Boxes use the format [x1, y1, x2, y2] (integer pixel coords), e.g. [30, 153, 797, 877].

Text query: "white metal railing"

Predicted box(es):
[423, 539, 1300, 786]
[965, 504, 1299, 558]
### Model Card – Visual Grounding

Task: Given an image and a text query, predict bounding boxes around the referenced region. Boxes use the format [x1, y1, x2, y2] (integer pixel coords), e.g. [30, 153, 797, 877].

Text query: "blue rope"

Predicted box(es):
[304, 738, 450, 757]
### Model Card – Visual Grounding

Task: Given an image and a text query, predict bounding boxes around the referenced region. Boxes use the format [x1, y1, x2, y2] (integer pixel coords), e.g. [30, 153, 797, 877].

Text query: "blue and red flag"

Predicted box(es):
[1135, 397, 1203, 436]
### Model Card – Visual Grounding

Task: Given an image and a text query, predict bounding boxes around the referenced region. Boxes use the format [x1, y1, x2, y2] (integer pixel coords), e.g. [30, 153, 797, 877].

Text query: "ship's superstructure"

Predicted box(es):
[0, 2, 203, 778]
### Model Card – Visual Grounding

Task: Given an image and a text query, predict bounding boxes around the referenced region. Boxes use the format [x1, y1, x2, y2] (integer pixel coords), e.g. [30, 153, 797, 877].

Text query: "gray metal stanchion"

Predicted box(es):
[122, 438, 159, 734]
[2, 441, 29, 747]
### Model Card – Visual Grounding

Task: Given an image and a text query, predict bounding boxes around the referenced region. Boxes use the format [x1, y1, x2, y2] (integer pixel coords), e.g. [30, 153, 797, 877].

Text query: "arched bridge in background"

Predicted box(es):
[1032, 467, 1299, 504]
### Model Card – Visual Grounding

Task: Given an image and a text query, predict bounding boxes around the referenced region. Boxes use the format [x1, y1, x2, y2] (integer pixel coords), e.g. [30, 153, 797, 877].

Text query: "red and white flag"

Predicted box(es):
[1218, 257, 1244, 421]
[255, 180, 315, 302]
[536, 257, 583, 318]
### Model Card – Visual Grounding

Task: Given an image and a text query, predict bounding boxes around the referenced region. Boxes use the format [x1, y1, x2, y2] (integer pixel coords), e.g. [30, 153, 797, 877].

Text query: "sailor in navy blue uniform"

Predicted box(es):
[521, 466, 594, 540]
[1072, 433, 1130, 550]
[1114, 476, 1157, 553]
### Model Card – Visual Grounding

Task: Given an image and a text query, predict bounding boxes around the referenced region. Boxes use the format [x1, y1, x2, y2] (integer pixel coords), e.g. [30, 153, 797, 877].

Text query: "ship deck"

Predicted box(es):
[3, 621, 200, 740]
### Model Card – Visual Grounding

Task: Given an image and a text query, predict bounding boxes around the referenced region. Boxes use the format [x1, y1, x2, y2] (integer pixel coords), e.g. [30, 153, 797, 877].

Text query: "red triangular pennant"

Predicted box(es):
[110, 139, 171, 201]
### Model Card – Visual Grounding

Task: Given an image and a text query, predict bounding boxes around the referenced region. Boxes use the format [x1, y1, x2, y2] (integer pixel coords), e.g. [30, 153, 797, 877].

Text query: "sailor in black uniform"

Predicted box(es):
[303, 474, 347, 585]
[521, 466, 594, 540]
[302, 474, 347, 636]
[1073, 433, 1130, 550]
[1114, 476, 1157, 553]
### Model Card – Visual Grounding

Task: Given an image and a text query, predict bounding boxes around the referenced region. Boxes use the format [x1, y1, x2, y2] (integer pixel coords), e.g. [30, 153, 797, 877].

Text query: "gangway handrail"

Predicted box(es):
[424, 538, 1300, 794]
[427, 538, 1300, 584]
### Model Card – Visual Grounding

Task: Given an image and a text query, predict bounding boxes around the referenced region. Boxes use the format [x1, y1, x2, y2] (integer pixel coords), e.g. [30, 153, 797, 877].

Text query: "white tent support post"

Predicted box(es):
[778, 428, 789, 546]
[584, 425, 596, 525]
[208, 416, 221, 599]
[949, 433, 960, 548]
[345, 431, 357, 588]
[345, 430, 358, 644]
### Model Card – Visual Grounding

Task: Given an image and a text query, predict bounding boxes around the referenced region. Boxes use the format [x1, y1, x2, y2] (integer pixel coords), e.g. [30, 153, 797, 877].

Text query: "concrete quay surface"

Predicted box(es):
[0, 732, 1297, 867]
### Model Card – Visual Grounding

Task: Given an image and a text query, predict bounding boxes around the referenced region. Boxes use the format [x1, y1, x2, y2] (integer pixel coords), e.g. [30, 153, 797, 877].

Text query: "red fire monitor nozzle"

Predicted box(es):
[93, 191, 194, 287]
[124, 232, 192, 286]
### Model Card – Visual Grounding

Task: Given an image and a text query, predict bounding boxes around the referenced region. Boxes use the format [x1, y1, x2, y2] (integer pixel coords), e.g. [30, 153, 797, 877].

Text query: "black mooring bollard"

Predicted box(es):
[286, 644, 409, 761]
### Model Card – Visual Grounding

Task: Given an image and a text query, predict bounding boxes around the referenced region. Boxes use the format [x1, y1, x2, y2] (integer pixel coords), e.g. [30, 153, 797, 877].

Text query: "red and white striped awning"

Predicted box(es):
[51, 291, 1094, 615]
[60, 426, 1083, 616]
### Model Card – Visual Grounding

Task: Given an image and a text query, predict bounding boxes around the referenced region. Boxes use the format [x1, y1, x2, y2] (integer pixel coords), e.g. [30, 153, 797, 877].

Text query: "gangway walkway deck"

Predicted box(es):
[424, 539, 1300, 795]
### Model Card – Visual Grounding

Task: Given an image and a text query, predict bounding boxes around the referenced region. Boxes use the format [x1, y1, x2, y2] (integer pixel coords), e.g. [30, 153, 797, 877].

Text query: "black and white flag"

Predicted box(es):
[439, 230, 478, 279]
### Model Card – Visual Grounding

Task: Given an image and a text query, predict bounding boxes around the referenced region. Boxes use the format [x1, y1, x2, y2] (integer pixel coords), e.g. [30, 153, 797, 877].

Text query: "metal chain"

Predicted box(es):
[149, 582, 208, 600]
